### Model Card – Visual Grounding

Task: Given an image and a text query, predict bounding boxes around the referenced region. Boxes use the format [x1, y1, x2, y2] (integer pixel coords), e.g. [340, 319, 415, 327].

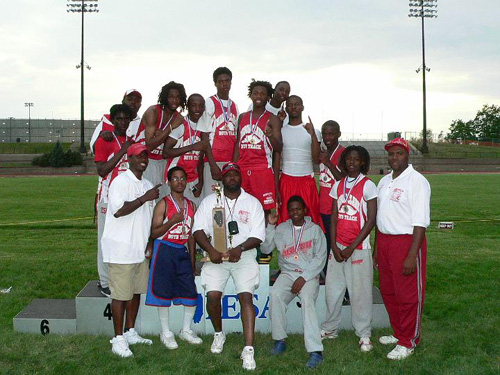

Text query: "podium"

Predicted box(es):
[13, 265, 390, 335]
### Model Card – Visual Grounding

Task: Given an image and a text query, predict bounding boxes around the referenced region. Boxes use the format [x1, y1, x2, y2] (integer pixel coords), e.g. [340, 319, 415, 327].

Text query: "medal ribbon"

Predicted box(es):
[249, 110, 266, 136]
[169, 194, 188, 232]
[342, 174, 363, 210]
[159, 108, 175, 131]
[216, 95, 232, 126]
[292, 222, 305, 254]
[186, 116, 198, 145]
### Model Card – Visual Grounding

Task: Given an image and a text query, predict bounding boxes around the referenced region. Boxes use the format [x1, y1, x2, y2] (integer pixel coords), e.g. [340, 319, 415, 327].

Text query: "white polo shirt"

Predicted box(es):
[281, 123, 322, 177]
[101, 169, 154, 264]
[192, 188, 265, 259]
[376, 164, 431, 235]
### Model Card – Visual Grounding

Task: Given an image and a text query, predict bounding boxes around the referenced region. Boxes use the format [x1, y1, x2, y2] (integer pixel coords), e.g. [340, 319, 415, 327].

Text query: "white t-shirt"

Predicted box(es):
[101, 169, 154, 264]
[281, 123, 322, 177]
[90, 115, 141, 154]
[192, 188, 265, 259]
[376, 164, 431, 235]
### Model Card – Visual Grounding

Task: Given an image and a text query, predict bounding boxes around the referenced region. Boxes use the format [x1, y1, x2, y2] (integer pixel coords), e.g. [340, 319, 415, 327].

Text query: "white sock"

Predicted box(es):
[158, 307, 170, 334]
[182, 306, 196, 332]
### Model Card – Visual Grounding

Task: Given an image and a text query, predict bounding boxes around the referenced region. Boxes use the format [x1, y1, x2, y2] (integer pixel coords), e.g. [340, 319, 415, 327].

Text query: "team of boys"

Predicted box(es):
[92, 66, 431, 370]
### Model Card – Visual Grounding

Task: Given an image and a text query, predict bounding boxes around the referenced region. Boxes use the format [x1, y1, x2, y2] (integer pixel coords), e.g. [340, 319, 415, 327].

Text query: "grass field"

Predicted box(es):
[0, 174, 499, 374]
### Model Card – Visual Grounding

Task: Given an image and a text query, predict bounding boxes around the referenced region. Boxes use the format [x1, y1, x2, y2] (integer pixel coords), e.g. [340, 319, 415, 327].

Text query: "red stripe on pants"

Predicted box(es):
[377, 231, 427, 349]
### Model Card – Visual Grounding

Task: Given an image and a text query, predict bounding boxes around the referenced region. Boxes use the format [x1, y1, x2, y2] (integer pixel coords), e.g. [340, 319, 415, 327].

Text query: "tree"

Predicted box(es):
[447, 104, 500, 141]
[474, 104, 500, 141]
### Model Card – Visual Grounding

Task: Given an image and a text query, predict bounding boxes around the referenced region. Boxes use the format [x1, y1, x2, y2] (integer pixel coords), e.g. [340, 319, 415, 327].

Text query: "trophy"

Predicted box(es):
[201, 183, 229, 262]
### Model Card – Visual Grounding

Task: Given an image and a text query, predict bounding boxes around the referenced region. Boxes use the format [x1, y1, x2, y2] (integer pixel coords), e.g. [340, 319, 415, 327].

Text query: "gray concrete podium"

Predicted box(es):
[13, 299, 76, 335]
[13, 265, 390, 336]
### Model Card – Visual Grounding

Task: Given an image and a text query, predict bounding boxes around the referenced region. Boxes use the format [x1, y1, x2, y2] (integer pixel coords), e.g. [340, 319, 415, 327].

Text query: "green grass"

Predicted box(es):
[0, 174, 499, 374]
[410, 141, 500, 158]
[0, 142, 77, 154]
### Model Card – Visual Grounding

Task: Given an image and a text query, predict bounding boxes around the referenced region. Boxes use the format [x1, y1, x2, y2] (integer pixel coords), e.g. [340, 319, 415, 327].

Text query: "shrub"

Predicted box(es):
[32, 141, 83, 168]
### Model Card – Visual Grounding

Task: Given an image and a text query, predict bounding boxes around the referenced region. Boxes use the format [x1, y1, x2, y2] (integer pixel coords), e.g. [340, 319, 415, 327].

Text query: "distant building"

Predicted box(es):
[0, 118, 100, 143]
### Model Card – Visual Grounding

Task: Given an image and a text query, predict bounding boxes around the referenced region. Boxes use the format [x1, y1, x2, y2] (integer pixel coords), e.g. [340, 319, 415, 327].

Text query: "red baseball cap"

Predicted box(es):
[221, 162, 241, 176]
[123, 89, 142, 99]
[127, 143, 148, 157]
[384, 138, 410, 153]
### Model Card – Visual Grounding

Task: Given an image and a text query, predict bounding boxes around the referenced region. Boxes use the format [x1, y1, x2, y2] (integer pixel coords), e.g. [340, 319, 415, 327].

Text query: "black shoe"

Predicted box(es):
[98, 282, 111, 298]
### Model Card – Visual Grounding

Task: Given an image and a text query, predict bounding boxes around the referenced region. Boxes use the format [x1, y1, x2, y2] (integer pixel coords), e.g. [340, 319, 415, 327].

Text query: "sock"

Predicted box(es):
[158, 307, 170, 334]
[182, 306, 196, 332]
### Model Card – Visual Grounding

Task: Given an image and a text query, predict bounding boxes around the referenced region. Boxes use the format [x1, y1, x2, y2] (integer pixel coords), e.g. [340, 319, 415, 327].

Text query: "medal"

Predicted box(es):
[170, 194, 188, 234]
[343, 205, 349, 213]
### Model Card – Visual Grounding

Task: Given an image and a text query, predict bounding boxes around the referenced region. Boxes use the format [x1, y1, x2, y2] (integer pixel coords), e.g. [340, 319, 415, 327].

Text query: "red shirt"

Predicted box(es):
[319, 144, 345, 214]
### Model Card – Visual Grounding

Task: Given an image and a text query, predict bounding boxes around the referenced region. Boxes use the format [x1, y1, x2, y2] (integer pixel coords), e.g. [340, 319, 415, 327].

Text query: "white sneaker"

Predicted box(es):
[379, 335, 398, 345]
[241, 346, 256, 370]
[160, 331, 178, 350]
[179, 329, 203, 345]
[387, 345, 414, 360]
[124, 328, 153, 345]
[110, 335, 133, 358]
[211, 332, 226, 354]
[320, 329, 338, 340]
[359, 337, 373, 352]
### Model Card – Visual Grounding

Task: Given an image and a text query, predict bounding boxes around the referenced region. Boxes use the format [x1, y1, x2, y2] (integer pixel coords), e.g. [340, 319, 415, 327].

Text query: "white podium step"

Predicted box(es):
[13, 299, 76, 335]
[75, 280, 115, 335]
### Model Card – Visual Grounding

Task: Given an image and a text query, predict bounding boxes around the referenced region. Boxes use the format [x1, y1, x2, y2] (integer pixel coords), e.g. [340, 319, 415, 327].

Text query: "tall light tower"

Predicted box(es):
[25, 103, 34, 143]
[66, 0, 99, 154]
[409, 0, 437, 154]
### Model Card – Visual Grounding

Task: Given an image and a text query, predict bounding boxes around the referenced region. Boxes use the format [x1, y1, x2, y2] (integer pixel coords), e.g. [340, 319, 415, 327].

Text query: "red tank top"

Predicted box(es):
[335, 176, 368, 249]
[237, 110, 273, 169]
[206, 96, 238, 163]
[166, 118, 202, 183]
[158, 195, 195, 245]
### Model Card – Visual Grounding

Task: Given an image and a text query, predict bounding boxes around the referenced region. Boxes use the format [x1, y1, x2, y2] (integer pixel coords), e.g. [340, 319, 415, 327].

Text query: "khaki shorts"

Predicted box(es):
[108, 260, 149, 301]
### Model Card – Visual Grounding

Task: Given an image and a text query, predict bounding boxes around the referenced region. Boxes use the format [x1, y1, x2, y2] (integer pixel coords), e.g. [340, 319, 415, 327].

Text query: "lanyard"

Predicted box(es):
[169, 194, 188, 233]
[186, 116, 198, 145]
[224, 195, 239, 221]
[216, 95, 232, 125]
[292, 222, 305, 253]
[249, 110, 266, 135]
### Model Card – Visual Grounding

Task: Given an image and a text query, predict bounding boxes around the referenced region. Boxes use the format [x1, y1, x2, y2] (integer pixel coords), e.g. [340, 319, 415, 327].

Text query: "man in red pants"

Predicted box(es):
[375, 138, 431, 360]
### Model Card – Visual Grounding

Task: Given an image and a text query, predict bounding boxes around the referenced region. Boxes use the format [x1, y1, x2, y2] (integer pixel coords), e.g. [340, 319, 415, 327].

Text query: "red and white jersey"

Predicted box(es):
[94, 134, 130, 203]
[157, 195, 195, 245]
[331, 174, 377, 249]
[238, 110, 273, 169]
[201, 95, 238, 163]
[135, 104, 181, 160]
[166, 118, 202, 183]
[90, 114, 141, 153]
[319, 144, 345, 214]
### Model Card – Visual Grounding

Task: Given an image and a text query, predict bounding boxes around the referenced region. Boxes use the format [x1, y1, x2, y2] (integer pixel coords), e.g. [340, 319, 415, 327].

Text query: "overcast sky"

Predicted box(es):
[1, 0, 499, 139]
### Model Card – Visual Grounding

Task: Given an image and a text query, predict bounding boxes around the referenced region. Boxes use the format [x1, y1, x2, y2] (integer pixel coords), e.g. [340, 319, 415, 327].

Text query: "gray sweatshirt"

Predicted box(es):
[262, 217, 326, 282]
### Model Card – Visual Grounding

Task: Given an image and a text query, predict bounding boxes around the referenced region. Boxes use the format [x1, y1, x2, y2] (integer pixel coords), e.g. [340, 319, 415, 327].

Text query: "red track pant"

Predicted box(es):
[377, 231, 427, 349]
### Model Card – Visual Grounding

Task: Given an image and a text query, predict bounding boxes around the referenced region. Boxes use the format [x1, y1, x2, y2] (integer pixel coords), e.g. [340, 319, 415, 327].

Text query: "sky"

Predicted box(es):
[1, 0, 499, 140]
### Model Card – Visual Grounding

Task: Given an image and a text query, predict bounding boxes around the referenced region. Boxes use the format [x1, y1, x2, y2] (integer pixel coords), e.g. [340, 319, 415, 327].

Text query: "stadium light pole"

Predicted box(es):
[409, 0, 437, 154]
[25, 103, 34, 143]
[67, 0, 99, 154]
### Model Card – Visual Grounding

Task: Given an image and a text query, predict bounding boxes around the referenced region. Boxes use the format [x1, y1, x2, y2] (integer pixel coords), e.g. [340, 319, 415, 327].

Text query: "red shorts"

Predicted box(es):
[279, 173, 324, 231]
[240, 167, 275, 210]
